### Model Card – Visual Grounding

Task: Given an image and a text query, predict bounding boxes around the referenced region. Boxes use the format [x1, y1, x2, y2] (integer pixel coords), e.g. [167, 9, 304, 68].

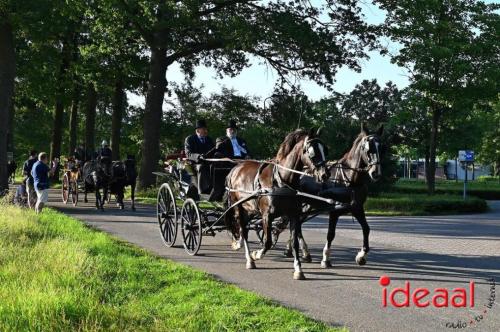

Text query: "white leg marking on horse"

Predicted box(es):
[251, 248, 265, 260]
[300, 237, 310, 257]
[356, 250, 368, 265]
[322, 242, 330, 262]
[244, 236, 256, 269]
[294, 258, 303, 273]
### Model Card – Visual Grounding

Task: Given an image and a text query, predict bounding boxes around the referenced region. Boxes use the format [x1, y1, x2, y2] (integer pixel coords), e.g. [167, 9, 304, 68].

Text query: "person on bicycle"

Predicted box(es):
[98, 140, 112, 175]
[184, 119, 215, 199]
[31, 152, 58, 214]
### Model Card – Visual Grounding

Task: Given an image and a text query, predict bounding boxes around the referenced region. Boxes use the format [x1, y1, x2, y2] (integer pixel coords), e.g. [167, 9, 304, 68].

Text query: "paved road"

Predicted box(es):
[46, 189, 499, 332]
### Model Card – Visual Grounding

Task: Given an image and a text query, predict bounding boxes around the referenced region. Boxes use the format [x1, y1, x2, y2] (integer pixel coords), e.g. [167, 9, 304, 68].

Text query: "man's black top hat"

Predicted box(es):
[196, 119, 208, 129]
[227, 119, 238, 129]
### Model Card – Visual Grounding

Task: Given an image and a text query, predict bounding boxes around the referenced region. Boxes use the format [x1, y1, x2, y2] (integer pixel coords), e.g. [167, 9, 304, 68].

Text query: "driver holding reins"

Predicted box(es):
[98, 140, 113, 175]
[184, 119, 216, 199]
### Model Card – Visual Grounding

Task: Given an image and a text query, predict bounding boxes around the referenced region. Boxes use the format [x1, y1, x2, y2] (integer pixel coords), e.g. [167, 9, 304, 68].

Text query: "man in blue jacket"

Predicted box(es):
[31, 152, 58, 214]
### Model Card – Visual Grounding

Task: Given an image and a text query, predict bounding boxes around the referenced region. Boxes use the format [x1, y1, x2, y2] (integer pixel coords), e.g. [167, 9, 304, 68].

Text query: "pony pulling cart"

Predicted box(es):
[61, 158, 82, 206]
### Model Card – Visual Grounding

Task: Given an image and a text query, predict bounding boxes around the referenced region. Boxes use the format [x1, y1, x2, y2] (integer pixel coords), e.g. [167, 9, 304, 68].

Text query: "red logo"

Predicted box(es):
[379, 275, 475, 308]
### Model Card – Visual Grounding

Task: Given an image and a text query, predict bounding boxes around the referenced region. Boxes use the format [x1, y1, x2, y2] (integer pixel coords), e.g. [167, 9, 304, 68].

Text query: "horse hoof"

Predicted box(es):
[293, 271, 306, 280]
[283, 250, 293, 258]
[302, 254, 312, 263]
[320, 260, 332, 269]
[355, 251, 367, 266]
[231, 241, 241, 251]
[246, 261, 256, 269]
[250, 251, 259, 261]
[84, 199, 88, 203]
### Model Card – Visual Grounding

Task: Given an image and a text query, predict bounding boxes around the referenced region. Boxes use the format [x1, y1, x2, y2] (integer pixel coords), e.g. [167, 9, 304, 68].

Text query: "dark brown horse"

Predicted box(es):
[225, 128, 329, 280]
[284, 123, 384, 268]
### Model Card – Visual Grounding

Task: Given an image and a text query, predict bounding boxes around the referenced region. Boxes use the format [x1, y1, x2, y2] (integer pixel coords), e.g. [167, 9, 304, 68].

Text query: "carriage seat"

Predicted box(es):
[185, 161, 233, 202]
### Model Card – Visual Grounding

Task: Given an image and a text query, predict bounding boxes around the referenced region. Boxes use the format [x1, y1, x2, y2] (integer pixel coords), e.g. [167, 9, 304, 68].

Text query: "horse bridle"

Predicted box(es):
[359, 135, 381, 168]
[303, 137, 328, 169]
[328, 135, 381, 185]
[270, 137, 328, 188]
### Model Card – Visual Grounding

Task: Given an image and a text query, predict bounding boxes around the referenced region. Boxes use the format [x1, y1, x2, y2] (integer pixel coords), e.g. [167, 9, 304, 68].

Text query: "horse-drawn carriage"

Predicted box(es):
[154, 158, 344, 257]
[154, 124, 384, 280]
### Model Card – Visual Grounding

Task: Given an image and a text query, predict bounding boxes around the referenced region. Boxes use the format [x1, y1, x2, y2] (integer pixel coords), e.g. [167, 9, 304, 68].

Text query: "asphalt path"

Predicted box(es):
[45, 188, 499, 332]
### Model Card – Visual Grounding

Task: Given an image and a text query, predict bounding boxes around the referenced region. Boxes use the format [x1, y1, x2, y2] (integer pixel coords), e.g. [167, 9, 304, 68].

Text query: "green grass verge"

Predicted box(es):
[392, 179, 500, 200]
[365, 193, 488, 216]
[0, 203, 342, 331]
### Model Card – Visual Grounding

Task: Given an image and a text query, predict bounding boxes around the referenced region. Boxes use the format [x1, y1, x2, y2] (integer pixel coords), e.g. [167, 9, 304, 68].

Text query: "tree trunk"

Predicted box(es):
[49, 39, 71, 162]
[0, 19, 15, 193]
[69, 86, 80, 155]
[7, 102, 14, 152]
[111, 78, 125, 160]
[138, 47, 168, 189]
[85, 83, 97, 160]
[49, 100, 65, 162]
[424, 152, 429, 182]
[426, 108, 440, 195]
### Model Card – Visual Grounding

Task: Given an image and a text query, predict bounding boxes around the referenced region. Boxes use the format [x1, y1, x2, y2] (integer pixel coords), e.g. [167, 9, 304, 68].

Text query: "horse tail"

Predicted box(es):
[223, 167, 240, 238]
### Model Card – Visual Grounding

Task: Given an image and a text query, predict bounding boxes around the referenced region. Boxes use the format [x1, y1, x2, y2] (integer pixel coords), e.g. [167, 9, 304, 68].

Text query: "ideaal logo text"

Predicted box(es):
[379, 276, 496, 329]
[379, 276, 474, 308]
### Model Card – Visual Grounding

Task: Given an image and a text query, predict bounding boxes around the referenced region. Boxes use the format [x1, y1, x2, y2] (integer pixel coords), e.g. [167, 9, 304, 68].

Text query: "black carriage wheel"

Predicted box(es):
[71, 179, 78, 206]
[62, 173, 69, 204]
[157, 183, 178, 247]
[181, 198, 202, 256]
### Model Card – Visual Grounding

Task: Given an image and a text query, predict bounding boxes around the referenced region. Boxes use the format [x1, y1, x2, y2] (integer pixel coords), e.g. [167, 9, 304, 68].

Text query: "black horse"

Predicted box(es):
[108, 161, 127, 209]
[284, 123, 384, 268]
[82, 160, 109, 210]
[107, 156, 137, 210]
[123, 155, 137, 210]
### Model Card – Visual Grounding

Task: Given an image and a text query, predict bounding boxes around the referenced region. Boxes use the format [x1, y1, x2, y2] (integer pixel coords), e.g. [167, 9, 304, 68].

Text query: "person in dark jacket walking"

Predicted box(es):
[22, 150, 38, 186]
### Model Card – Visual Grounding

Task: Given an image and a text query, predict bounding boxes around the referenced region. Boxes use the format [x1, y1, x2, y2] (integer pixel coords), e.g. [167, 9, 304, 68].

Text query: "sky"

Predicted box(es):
[128, 1, 410, 107]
